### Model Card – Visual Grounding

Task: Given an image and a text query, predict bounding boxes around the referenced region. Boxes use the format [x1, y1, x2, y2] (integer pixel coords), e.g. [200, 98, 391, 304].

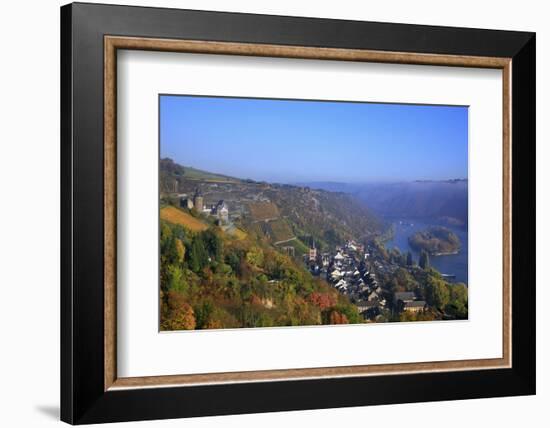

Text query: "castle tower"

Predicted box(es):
[193, 189, 203, 212]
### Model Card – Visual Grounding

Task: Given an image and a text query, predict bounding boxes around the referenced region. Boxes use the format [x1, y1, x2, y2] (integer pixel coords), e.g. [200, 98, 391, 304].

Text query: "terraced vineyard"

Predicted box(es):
[268, 219, 295, 244]
[247, 201, 280, 221]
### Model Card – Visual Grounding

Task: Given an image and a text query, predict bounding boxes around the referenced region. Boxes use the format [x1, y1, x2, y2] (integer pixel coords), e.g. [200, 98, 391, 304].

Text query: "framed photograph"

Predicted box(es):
[61, 2, 536, 424]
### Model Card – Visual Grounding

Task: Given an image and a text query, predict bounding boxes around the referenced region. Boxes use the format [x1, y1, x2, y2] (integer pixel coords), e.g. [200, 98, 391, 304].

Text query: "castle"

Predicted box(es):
[179, 189, 229, 224]
[179, 188, 203, 211]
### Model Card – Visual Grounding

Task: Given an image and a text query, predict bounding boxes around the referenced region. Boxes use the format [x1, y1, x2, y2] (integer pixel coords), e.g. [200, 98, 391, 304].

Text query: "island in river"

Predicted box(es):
[383, 219, 468, 285]
[408, 226, 461, 256]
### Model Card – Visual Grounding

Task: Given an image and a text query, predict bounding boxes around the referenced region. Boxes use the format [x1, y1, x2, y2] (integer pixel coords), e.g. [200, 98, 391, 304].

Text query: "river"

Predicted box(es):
[383, 218, 468, 285]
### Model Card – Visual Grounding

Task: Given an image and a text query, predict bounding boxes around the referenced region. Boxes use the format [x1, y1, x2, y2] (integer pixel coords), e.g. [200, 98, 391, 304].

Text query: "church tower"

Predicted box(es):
[309, 238, 317, 262]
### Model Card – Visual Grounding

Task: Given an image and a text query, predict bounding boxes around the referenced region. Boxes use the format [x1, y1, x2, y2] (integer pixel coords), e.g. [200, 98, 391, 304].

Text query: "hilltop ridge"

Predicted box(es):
[160, 158, 383, 254]
[302, 179, 468, 226]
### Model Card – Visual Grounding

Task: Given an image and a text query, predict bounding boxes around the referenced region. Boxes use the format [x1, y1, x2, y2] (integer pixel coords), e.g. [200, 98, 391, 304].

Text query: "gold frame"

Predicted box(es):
[104, 36, 512, 391]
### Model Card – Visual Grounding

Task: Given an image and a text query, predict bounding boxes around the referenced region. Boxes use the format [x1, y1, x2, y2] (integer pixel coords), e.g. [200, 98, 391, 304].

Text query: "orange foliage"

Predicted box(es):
[205, 319, 223, 329]
[329, 310, 349, 325]
[308, 292, 337, 310]
[249, 294, 263, 306]
[160, 206, 208, 231]
[162, 291, 196, 330]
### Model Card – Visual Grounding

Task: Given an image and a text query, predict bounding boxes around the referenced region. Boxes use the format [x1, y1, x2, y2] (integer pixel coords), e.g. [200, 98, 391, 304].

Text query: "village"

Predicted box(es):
[305, 239, 428, 321]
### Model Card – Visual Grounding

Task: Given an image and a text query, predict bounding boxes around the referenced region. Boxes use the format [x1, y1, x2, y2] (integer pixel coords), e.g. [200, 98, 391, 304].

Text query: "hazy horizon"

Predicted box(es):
[160, 95, 468, 183]
[161, 157, 467, 185]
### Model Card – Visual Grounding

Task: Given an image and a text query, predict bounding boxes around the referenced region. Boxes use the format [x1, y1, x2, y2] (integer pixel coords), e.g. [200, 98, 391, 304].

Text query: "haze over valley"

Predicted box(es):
[300, 179, 468, 227]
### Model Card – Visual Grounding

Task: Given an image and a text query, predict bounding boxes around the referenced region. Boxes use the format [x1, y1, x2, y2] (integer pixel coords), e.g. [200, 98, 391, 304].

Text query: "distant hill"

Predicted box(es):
[303, 180, 468, 226]
[262, 185, 382, 249]
[160, 158, 238, 192]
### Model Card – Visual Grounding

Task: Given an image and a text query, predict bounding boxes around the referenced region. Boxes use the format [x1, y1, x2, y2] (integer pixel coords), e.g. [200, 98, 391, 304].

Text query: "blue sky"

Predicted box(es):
[160, 95, 468, 183]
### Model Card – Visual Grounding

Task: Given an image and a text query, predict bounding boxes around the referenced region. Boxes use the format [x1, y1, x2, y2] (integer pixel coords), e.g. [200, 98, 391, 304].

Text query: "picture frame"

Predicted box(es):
[61, 2, 535, 424]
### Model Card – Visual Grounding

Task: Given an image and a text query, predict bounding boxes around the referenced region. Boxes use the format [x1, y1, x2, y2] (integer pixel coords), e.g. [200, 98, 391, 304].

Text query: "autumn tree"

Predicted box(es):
[308, 292, 337, 310]
[161, 290, 196, 330]
[328, 310, 349, 325]
[246, 246, 264, 268]
[175, 238, 185, 263]
[335, 304, 362, 324]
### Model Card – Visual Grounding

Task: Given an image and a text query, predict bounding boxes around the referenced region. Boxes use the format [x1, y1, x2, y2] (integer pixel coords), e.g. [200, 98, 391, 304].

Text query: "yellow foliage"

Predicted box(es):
[160, 206, 208, 231]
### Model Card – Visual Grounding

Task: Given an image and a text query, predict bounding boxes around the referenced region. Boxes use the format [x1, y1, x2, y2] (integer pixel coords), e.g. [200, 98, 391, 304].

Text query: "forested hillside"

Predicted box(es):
[160, 218, 361, 330]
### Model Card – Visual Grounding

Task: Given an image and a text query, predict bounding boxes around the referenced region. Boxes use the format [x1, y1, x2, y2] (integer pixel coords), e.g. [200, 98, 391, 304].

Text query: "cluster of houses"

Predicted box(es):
[180, 189, 229, 223]
[393, 292, 427, 313]
[307, 239, 427, 320]
[305, 240, 383, 320]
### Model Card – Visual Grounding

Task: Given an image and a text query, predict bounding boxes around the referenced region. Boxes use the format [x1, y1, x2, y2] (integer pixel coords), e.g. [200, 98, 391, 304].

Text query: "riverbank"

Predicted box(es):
[432, 250, 459, 256]
[382, 217, 468, 285]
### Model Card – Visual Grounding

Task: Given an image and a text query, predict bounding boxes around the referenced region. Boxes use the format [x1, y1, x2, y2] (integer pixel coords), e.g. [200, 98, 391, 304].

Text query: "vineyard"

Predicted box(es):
[160, 206, 208, 232]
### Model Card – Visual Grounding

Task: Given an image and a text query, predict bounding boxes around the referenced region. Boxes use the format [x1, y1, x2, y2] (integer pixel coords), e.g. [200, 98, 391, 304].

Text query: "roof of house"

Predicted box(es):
[335, 279, 347, 288]
[404, 300, 426, 308]
[405, 300, 426, 308]
[357, 300, 378, 307]
[394, 292, 416, 301]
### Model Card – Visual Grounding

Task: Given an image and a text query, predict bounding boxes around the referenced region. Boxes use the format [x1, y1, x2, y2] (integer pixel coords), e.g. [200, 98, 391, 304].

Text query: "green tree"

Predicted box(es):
[406, 251, 413, 266]
[335, 304, 362, 324]
[188, 235, 208, 273]
[389, 247, 402, 264]
[374, 240, 389, 261]
[446, 283, 468, 319]
[194, 301, 214, 329]
[419, 250, 430, 270]
[393, 267, 417, 291]
[426, 276, 450, 310]
[160, 223, 178, 266]
[201, 229, 222, 262]
[225, 250, 243, 275]
[246, 246, 264, 268]
[165, 265, 189, 294]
